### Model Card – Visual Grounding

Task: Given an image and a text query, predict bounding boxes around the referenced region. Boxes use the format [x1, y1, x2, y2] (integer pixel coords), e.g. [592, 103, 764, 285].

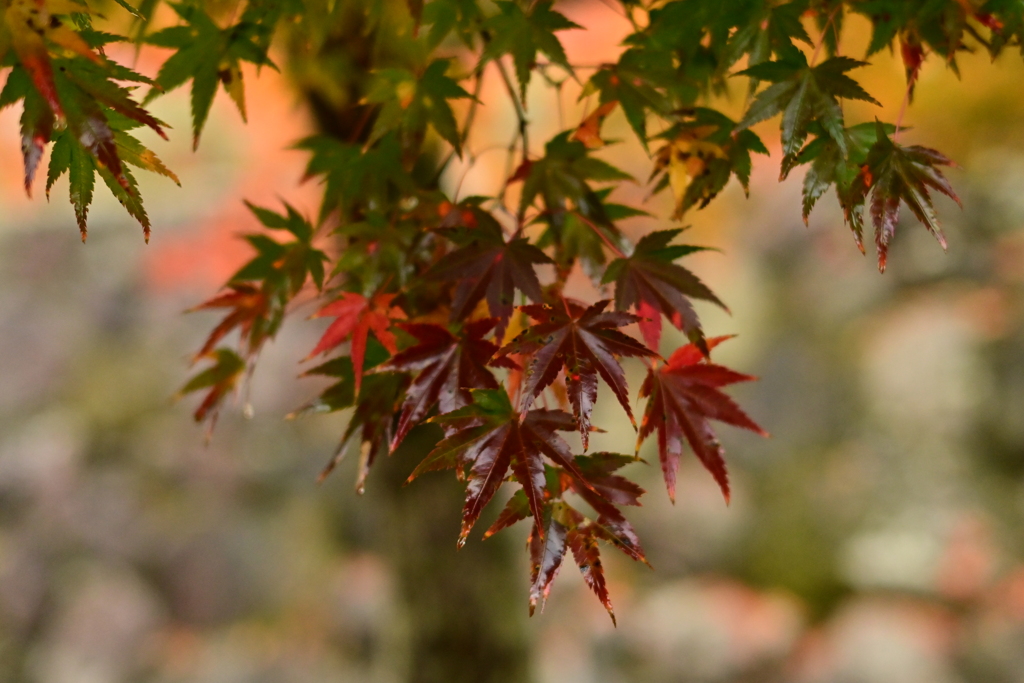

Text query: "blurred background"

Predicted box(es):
[4, 3, 1024, 682]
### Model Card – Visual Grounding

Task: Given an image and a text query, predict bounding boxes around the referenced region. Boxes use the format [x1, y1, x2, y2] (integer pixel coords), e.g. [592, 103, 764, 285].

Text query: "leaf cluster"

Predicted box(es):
[7, 0, 1019, 619]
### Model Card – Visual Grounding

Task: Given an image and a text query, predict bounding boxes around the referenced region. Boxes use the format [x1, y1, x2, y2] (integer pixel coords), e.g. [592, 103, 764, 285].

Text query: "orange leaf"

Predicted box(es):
[571, 100, 617, 149]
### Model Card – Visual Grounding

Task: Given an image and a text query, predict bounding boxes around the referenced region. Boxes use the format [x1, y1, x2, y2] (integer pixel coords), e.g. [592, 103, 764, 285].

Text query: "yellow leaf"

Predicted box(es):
[658, 131, 726, 219]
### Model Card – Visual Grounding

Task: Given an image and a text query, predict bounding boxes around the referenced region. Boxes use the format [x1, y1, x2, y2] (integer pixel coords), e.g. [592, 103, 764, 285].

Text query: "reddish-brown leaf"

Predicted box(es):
[19, 92, 53, 195]
[497, 299, 658, 449]
[637, 337, 767, 503]
[573, 452, 645, 506]
[567, 525, 615, 624]
[603, 229, 726, 353]
[8, 20, 64, 120]
[421, 390, 592, 545]
[528, 517, 569, 616]
[431, 208, 551, 337]
[308, 292, 405, 394]
[899, 32, 924, 97]
[177, 348, 246, 428]
[569, 478, 648, 564]
[847, 121, 961, 272]
[318, 372, 409, 492]
[381, 318, 506, 451]
[189, 284, 269, 360]
[483, 489, 531, 539]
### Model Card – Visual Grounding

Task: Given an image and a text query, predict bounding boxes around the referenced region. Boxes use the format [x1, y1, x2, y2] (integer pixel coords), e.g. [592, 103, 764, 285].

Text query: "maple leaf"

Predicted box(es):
[648, 109, 768, 219]
[380, 318, 515, 452]
[496, 300, 658, 449]
[483, 488, 532, 539]
[412, 388, 591, 547]
[517, 131, 633, 219]
[723, 1, 811, 86]
[565, 523, 614, 623]
[0, 6, 171, 238]
[188, 283, 270, 360]
[637, 336, 767, 504]
[44, 115, 175, 241]
[483, 1, 580, 101]
[239, 201, 327, 295]
[842, 121, 961, 272]
[289, 337, 392, 419]
[570, 100, 618, 149]
[572, 452, 645, 507]
[526, 502, 618, 623]
[297, 134, 415, 223]
[307, 292, 406, 394]
[737, 53, 879, 163]
[527, 507, 570, 616]
[603, 228, 726, 353]
[581, 60, 672, 148]
[430, 206, 551, 337]
[653, 131, 727, 219]
[145, 2, 276, 148]
[364, 58, 474, 154]
[335, 372, 409, 491]
[177, 347, 246, 426]
[533, 189, 641, 283]
[485, 455, 648, 567]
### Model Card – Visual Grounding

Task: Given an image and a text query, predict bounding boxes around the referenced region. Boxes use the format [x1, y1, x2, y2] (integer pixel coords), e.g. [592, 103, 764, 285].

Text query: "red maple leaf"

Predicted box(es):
[637, 336, 767, 503]
[526, 504, 619, 624]
[430, 206, 551, 337]
[307, 292, 405, 394]
[188, 283, 270, 360]
[497, 299, 658, 449]
[411, 389, 592, 546]
[380, 318, 516, 451]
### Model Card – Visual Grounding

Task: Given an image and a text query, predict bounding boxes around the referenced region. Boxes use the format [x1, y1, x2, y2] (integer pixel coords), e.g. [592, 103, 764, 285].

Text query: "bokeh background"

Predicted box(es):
[4, 3, 1024, 682]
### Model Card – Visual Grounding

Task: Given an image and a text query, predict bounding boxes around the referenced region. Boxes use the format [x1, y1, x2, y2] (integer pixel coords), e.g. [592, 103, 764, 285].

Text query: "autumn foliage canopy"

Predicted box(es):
[3, 0, 1017, 621]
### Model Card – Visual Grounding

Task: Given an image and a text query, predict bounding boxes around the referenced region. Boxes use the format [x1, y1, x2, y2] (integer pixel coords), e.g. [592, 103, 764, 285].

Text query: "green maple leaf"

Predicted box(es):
[536, 188, 646, 280]
[518, 131, 632, 217]
[145, 2, 276, 149]
[365, 58, 474, 154]
[45, 112, 177, 241]
[483, 0, 580, 101]
[737, 53, 879, 161]
[422, 0, 486, 49]
[296, 133, 414, 222]
[981, 0, 1024, 58]
[845, 121, 961, 272]
[239, 201, 327, 294]
[648, 107, 769, 218]
[723, 0, 812, 90]
[852, 0, 968, 61]
[581, 56, 672, 148]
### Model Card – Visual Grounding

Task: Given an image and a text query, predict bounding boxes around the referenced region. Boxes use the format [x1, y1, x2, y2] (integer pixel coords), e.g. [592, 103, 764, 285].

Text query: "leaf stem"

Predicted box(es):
[574, 211, 627, 259]
[893, 78, 912, 143]
[494, 57, 530, 166]
[809, 5, 841, 66]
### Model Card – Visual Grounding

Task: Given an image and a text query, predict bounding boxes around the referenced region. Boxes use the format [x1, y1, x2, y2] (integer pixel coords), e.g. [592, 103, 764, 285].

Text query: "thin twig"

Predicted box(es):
[574, 211, 627, 258]
[809, 5, 841, 66]
[452, 145, 510, 202]
[495, 128, 522, 213]
[893, 78, 913, 142]
[494, 57, 530, 166]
